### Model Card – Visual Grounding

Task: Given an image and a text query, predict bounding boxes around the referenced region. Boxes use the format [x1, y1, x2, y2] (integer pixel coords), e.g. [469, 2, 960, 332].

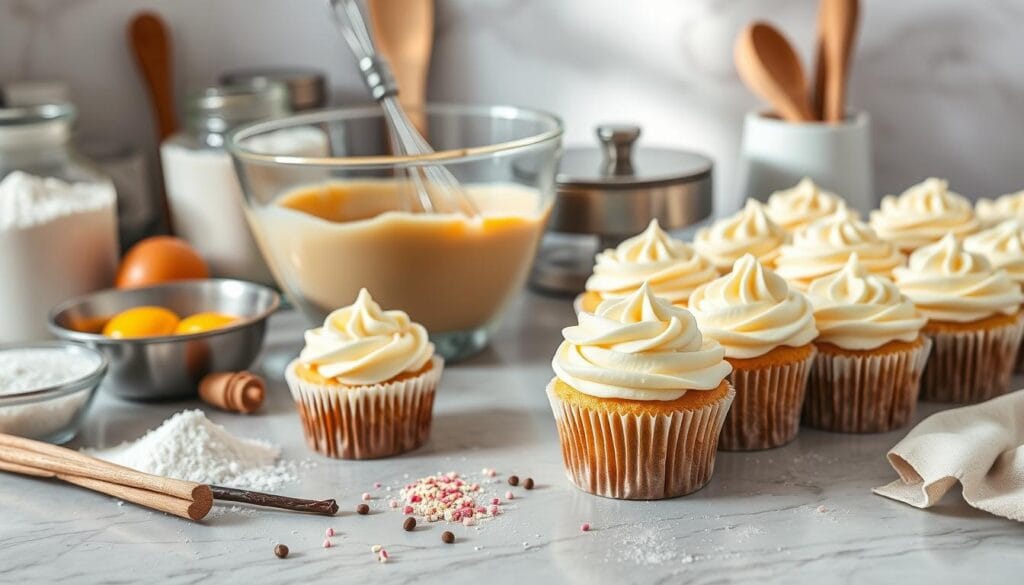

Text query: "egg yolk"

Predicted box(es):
[102, 306, 181, 338]
[175, 312, 238, 335]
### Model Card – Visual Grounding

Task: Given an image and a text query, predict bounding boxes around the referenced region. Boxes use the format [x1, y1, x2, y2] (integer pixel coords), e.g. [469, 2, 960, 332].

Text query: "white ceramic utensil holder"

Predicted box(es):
[737, 110, 874, 214]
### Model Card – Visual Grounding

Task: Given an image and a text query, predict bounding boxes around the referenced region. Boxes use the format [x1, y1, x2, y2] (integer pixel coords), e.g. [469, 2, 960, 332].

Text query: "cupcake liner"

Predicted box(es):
[285, 356, 444, 459]
[803, 339, 932, 433]
[920, 315, 1024, 404]
[546, 379, 735, 500]
[719, 347, 816, 451]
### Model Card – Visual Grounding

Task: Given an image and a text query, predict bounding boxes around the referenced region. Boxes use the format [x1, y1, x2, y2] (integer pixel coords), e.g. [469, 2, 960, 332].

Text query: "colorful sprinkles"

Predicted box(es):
[399, 472, 501, 523]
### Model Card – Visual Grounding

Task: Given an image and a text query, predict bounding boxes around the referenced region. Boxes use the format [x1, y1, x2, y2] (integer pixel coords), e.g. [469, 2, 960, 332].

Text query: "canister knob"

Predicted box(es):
[597, 124, 641, 176]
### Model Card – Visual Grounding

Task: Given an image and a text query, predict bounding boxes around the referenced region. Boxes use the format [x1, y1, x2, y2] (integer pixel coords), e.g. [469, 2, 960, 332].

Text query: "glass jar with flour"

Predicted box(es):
[161, 83, 328, 285]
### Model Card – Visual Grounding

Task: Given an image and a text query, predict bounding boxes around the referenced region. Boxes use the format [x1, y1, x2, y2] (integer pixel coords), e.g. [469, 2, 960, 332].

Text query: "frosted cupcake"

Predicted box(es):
[548, 283, 734, 499]
[893, 234, 1024, 403]
[576, 219, 717, 313]
[689, 254, 818, 450]
[976, 191, 1024, 227]
[285, 289, 444, 459]
[804, 255, 930, 432]
[869, 178, 979, 254]
[694, 199, 787, 274]
[964, 220, 1024, 371]
[765, 177, 842, 233]
[775, 203, 904, 291]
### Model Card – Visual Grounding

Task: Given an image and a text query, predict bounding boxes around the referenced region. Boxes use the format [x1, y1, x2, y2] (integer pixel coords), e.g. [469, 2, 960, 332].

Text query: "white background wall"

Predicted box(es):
[2, 0, 1024, 214]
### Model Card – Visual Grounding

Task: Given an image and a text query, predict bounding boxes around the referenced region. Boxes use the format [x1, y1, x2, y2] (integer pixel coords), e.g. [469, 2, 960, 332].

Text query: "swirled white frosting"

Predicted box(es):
[551, 283, 731, 401]
[807, 254, 926, 350]
[765, 177, 842, 233]
[775, 203, 905, 290]
[299, 288, 435, 385]
[893, 234, 1023, 323]
[976, 191, 1024, 227]
[869, 178, 979, 251]
[964, 219, 1024, 286]
[688, 254, 818, 359]
[694, 199, 788, 273]
[584, 220, 717, 304]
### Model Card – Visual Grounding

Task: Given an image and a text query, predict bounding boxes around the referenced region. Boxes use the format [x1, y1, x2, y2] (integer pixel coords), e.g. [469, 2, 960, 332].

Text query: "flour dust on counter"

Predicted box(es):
[86, 409, 296, 492]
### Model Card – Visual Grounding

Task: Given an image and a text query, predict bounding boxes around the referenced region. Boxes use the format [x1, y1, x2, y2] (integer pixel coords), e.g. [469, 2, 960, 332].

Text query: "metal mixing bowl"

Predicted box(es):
[47, 279, 280, 401]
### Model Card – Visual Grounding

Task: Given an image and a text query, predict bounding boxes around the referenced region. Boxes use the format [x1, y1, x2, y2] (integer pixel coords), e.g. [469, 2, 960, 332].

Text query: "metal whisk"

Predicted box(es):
[328, 0, 478, 216]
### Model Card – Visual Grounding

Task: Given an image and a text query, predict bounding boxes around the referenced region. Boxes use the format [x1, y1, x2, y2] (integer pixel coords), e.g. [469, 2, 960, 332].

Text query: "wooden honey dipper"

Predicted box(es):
[199, 371, 265, 414]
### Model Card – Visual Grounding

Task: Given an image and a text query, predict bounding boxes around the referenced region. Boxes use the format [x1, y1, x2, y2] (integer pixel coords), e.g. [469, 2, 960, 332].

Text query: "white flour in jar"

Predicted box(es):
[88, 409, 296, 492]
[0, 346, 101, 439]
[0, 171, 118, 343]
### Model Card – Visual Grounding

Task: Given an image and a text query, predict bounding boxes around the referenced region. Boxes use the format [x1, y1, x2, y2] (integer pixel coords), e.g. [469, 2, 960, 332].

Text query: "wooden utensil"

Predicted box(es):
[128, 13, 177, 141]
[817, 0, 860, 123]
[0, 433, 339, 521]
[368, 0, 434, 135]
[735, 22, 814, 123]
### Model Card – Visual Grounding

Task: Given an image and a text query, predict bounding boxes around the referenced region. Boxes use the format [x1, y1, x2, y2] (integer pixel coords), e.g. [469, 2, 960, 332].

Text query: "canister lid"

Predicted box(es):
[220, 67, 328, 112]
[557, 124, 712, 190]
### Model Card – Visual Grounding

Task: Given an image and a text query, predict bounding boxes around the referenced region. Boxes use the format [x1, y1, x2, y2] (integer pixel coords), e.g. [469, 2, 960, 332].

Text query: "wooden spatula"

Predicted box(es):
[735, 22, 814, 123]
[816, 0, 860, 123]
[368, 0, 434, 136]
[129, 12, 177, 141]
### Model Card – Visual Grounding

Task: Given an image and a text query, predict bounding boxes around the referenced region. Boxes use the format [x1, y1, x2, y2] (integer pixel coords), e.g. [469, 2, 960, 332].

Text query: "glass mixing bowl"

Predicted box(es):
[227, 104, 562, 361]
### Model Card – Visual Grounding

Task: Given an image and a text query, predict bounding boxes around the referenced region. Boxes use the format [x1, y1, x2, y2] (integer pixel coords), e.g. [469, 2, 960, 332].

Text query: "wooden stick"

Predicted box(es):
[0, 433, 209, 504]
[0, 459, 209, 521]
[210, 485, 338, 516]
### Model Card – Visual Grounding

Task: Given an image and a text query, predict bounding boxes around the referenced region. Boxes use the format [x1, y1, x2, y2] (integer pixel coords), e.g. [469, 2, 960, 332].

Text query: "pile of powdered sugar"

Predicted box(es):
[87, 410, 296, 492]
[0, 171, 115, 230]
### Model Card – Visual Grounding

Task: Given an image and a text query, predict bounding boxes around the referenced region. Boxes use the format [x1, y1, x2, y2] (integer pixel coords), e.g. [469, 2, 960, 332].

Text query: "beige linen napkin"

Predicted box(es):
[873, 390, 1024, 522]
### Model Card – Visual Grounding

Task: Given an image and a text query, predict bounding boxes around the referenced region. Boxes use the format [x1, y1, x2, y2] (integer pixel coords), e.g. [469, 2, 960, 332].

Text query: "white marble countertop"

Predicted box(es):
[1, 291, 1021, 584]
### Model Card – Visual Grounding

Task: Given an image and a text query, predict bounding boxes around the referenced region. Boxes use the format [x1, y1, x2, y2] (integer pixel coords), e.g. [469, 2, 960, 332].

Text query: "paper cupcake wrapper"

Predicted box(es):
[546, 379, 735, 500]
[718, 348, 816, 451]
[803, 339, 932, 433]
[285, 356, 443, 460]
[920, 315, 1024, 404]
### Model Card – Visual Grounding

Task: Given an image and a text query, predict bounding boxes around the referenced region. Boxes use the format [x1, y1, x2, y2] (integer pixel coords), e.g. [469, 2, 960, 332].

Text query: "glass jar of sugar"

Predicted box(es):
[161, 83, 329, 285]
[0, 103, 119, 343]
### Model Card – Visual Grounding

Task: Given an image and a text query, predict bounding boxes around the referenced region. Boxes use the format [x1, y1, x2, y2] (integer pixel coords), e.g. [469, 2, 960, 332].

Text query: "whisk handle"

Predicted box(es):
[359, 55, 398, 100]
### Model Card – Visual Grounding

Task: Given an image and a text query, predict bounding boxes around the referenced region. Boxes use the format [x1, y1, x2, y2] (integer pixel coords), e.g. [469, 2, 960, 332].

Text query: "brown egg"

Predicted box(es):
[115, 236, 209, 289]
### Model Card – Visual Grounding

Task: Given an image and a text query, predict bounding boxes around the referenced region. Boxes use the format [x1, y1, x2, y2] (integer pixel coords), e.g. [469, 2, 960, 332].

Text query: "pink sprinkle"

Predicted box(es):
[403, 505, 414, 515]
[488, 504, 499, 515]
[581, 523, 591, 532]
[325, 527, 335, 537]
[389, 500, 399, 509]
[361, 492, 372, 501]
[462, 517, 476, 527]
[378, 549, 389, 563]
[491, 497, 500, 505]
[322, 539, 332, 548]
[506, 491, 514, 500]
[410, 494, 422, 503]
[374, 482, 382, 488]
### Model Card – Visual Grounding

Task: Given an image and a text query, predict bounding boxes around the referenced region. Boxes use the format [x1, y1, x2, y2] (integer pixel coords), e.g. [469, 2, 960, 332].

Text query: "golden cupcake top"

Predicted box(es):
[869, 178, 979, 251]
[688, 254, 818, 359]
[774, 203, 905, 290]
[694, 199, 788, 273]
[552, 282, 731, 401]
[975, 190, 1024, 227]
[807, 254, 926, 350]
[765, 177, 842, 233]
[964, 219, 1024, 286]
[299, 288, 434, 385]
[584, 219, 717, 305]
[893, 233, 1023, 323]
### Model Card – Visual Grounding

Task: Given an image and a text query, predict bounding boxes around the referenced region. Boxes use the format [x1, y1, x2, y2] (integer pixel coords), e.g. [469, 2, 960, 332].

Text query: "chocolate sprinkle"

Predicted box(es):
[356, 503, 370, 515]
[507, 475, 519, 486]
[441, 531, 455, 544]
[403, 517, 417, 531]
[274, 544, 289, 559]
[523, 477, 535, 490]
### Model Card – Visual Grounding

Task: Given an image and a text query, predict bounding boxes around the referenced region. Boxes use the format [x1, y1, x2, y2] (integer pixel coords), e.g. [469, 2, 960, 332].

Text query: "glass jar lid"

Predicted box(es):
[557, 124, 712, 190]
[219, 67, 327, 112]
[186, 83, 289, 137]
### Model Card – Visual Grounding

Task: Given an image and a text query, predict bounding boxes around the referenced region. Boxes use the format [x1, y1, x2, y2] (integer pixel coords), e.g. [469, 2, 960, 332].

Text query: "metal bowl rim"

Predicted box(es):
[46, 279, 281, 345]
[0, 341, 108, 403]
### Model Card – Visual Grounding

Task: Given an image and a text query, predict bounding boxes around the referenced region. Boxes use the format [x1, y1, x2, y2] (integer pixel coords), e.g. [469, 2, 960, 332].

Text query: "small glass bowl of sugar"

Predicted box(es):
[0, 342, 107, 444]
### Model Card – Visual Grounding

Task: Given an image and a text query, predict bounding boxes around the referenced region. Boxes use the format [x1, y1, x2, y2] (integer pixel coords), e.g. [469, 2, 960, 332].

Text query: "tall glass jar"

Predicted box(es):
[0, 103, 119, 342]
[161, 83, 328, 285]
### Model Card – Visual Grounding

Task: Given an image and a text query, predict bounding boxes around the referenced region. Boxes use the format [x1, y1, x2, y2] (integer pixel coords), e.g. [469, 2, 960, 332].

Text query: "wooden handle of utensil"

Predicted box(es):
[369, 0, 434, 135]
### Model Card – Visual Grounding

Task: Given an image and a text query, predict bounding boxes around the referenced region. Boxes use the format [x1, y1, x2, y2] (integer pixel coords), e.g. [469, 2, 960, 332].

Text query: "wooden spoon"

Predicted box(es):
[368, 0, 434, 136]
[818, 0, 860, 123]
[735, 22, 814, 123]
[128, 13, 177, 141]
